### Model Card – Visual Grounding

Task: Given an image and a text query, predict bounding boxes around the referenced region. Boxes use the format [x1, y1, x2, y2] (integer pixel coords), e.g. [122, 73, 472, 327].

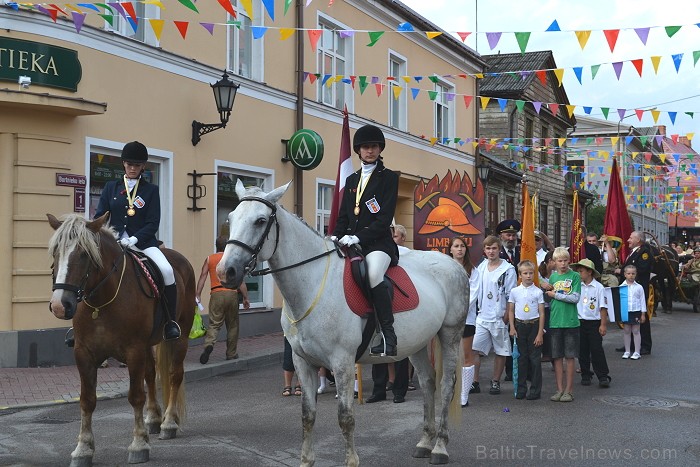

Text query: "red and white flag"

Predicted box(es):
[327, 106, 353, 234]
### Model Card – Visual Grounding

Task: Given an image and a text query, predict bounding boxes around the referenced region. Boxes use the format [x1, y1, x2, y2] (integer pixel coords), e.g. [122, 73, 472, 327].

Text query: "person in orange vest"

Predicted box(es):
[196, 236, 250, 364]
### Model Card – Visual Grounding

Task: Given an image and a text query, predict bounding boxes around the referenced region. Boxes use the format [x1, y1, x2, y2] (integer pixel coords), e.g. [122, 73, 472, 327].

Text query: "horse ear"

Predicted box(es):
[235, 179, 247, 200]
[265, 181, 292, 204]
[87, 212, 111, 232]
[47, 213, 62, 231]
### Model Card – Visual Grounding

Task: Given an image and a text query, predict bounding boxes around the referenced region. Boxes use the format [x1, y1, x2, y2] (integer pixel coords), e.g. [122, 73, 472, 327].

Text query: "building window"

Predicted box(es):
[488, 193, 499, 235]
[554, 206, 562, 246]
[434, 79, 455, 142]
[106, 2, 160, 46]
[388, 52, 407, 131]
[506, 195, 515, 220]
[540, 202, 548, 236]
[524, 117, 534, 157]
[316, 182, 334, 235]
[317, 17, 352, 110]
[227, 1, 263, 81]
[215, 167, 271, 309]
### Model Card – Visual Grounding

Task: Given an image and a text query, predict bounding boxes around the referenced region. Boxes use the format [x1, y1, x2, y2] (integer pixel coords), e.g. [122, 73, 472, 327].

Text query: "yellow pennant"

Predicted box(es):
[426, 32, 442, 39]
[430, 137, 438, 146]
[630, 152, 638, 159]
[553, 68, 564, 86]
[97, 153, 104, 164]
[280, 28, 295, 40]
[651, 56, 662, 74]
[392, 86, 402, 100]
[402, 76, 411, 83]
[575, 30, 591, 49]
[144, 0, 165, 8]
[149, 19, 165, 41]
[474, 73, 484, 79]
[240, 0, 254, 20]
[479, 96, 491, 110]
[687, 132, 694, 141]
[64, 4, 84, 13]
[659, 154, 667, 163]
[651, 110, 661, 123]
[472, 142, 479, 149]
[610, 136, 619, 147]
[565, 106, 575, 118]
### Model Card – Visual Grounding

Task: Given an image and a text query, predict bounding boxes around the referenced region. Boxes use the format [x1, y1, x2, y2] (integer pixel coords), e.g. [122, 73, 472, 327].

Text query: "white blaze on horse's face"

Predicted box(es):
[49, 242, 77, 319]
[216, 180, 292, 287]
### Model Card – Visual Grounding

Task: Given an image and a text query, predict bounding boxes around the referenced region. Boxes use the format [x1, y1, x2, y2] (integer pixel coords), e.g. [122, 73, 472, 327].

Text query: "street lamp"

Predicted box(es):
[192, 72, 240, 146]
[477, 162, 491, 233]
[477, 163, 491, 182]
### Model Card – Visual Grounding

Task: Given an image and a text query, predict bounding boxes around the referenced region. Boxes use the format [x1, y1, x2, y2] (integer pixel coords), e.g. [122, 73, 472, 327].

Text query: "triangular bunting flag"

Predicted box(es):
[546, 20, 561, 32]
[631, 59, 643, 77]
[575, 30, 591, 49]
[486, 32, 502, 50]
[173, 21, 189, 39]
[634, 27, 650, 45]
[457, 32, 471, 42]
[665, 25, 681, 37]
[307, 29, 322, 52]
[603, 29, 620, 52]
[176, 0, 198, 13]
[463, 95, 473, 108]
[149, 19, 165, 40]
[280, 28, 294, 40]
[651, 56, 662, 74]
[514, 32, 530, 54]
[367, 31, 384, 47]
[612, 61, 623, 80]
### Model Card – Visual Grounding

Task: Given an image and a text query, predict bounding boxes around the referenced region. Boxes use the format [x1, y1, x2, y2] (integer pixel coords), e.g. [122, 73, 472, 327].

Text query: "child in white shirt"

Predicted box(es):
[621, 265, 646, 360]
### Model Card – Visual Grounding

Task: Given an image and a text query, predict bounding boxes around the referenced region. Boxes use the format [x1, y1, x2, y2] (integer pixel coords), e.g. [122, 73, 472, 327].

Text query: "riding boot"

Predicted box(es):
[369, 282, 397, 357]
[163, 284, 181, 341]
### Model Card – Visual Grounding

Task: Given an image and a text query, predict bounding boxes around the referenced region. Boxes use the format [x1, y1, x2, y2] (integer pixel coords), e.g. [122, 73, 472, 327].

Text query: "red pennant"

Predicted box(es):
[217, 0, 237, 18]
[307, 30, 322, 52]
[535, 70, 547, 85]
[122, 2, 138, 22]
[308, 74, 317, 84]
[457, 32, 471, 42]
[672, 134, 679, 143]
[635, 109, 645, 121]
[174, 21, 189, 39]
[375, 83, 383, 97]
[350, 76, 356, 88]
[463, 95, 473, 108]
[548, 103, 560, 116]
[631, 59, 643, 77]
[603, 29, 620, 52]
[47, 9, 58, 22]
[49, 4, 68, 15]
[595, 137, 604, 145]
[544, 137, 552, 147]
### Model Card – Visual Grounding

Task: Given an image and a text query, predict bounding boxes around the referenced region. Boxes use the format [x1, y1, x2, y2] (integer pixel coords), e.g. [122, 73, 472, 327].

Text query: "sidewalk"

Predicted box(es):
[0, 332, 284, 410]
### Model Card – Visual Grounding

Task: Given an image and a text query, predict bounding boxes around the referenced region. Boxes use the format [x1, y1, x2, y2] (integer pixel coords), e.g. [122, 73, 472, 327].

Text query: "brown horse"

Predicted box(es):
[47, 213, 195, 466]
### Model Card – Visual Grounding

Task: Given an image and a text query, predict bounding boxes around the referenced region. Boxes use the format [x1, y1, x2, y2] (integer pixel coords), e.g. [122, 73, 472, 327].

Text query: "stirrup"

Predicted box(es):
[370, 333, 396, 357]
[163, 321, 181, 341]
[65, 327, 75, 347]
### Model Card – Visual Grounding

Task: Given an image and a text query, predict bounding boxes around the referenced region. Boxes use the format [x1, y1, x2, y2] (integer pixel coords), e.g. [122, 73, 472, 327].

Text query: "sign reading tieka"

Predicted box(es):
[0, 37, 82, 92]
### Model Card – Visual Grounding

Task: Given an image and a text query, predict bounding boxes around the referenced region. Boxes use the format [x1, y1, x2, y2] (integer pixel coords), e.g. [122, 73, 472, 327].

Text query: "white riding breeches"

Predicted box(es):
[366, 251, 391, 288]
[137, 246, 175, 285]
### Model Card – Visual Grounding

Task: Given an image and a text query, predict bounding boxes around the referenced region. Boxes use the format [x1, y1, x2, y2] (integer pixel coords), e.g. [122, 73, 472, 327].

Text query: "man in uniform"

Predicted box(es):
[497, 219, 521, 266]
[615, 231, 653, 355]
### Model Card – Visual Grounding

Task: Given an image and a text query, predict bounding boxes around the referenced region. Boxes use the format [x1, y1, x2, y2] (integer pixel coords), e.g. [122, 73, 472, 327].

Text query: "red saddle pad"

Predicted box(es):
[343, 259, 419, 317]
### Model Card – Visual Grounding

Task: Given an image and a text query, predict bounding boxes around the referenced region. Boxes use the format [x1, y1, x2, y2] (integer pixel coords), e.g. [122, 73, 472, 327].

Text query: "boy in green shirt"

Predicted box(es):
[544, 247, 581, 402]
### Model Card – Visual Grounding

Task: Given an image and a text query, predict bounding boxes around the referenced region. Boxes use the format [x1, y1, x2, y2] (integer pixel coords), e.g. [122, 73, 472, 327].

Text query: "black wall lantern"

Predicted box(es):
[191, 72, 240, 146]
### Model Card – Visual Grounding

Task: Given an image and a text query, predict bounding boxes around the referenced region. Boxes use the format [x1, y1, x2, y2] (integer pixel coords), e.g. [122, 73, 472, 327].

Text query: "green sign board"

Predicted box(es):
[286, 129, 324, 170]
[0, 37, 82, 92]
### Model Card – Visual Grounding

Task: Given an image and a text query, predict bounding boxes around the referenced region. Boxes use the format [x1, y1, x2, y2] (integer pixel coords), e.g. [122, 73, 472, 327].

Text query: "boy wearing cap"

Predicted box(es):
[571, 259, 611, 388]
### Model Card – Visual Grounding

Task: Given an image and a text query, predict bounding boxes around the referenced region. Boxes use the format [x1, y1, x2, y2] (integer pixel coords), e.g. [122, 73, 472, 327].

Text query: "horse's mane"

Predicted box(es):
[244, 186, 324, 240]
[48, 214, 117, 269]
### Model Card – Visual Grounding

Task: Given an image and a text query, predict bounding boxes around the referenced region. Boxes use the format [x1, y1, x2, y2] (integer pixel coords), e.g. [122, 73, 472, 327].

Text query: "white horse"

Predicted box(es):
[217, 181, 469, 466]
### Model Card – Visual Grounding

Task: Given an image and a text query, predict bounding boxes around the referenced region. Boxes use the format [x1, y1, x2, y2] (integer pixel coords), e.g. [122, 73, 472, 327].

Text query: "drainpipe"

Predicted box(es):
[294, 0, 304, 217]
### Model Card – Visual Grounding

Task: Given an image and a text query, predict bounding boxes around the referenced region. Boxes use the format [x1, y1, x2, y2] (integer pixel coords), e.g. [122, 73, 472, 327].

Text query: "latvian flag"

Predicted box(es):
[604, 285, 630, 323]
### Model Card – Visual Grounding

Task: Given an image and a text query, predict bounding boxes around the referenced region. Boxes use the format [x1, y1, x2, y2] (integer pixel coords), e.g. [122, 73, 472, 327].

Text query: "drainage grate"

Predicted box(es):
[594, 395, 679, 409]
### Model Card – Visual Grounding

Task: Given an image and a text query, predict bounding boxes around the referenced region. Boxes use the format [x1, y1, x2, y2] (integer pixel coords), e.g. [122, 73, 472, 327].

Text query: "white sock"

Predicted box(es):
[354, 378, 359, 392]
[461, 365, 475, 406]
[317, 376, 328, 394]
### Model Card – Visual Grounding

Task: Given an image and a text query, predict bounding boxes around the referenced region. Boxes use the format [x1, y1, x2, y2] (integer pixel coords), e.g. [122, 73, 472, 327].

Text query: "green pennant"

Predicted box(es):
[227, 20, 242, 29]
[427, 91, 438, 101]
[514, 32, 531, 54]
[284, 0, 293, 15]
[358, 76, 368, 95]
[591, 64, 601, 80]
[686, 112, 695, 118]
[665, 25, 681, 38]
[694, 50, 700, 66]
[689, 154, 695, 161]
[640, 136, 648, 146]
[586, 137, 593, 145]
[515, 100, 525, 112]
[99, 14, 114, 26]
[177, 0, 199, 13]
[428, 75, 440, 84]
[601, 107, 610, 119]
[367, 31, 384, 47]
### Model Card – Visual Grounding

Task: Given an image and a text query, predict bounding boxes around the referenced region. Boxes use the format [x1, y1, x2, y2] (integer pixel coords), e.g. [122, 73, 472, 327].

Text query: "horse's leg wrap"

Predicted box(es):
[162, 284, 181, 340]
[369, 282, 396, 356]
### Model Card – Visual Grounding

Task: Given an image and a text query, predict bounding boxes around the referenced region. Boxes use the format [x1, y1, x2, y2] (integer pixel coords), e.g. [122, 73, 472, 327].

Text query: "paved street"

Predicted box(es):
[1, 306, 699, 466]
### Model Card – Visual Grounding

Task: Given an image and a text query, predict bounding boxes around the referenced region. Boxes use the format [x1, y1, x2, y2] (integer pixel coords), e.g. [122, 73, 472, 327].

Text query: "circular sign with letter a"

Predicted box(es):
[287, 129, 324, 170]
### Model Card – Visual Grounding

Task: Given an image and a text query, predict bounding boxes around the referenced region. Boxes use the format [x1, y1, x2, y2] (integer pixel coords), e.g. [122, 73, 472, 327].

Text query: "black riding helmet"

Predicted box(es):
[353, 124, 385, 154]
[121, 141, 148, 163]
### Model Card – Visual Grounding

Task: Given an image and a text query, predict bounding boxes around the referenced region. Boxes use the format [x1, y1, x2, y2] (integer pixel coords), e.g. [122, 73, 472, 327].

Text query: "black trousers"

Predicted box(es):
[578, 320, 609, 380]
[515, 321, 542, 397]
[371, 358, 409, 397]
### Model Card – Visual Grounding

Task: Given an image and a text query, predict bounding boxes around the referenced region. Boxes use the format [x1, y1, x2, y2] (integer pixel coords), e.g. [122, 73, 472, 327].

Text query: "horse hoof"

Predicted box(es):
[147, 422, 161, 434]
[159, 428, 177, 440]
[412, 447, 431, 458]
[128, 449, 150, 464]
[69, 456, 93, 467]
[429, 453, 450, 464]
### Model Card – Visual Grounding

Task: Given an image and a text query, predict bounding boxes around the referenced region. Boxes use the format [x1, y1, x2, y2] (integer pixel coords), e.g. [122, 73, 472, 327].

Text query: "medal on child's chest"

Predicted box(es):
[487, 291, 493, 300]
[523, 304, 530, 312]
[127, 207, 136, 217]
[353, 206, 360, 216]
[590, 303, 595, 310]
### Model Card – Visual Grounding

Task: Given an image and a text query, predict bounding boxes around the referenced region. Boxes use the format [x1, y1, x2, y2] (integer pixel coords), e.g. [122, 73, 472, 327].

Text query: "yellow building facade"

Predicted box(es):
[0, 1, 483, 367]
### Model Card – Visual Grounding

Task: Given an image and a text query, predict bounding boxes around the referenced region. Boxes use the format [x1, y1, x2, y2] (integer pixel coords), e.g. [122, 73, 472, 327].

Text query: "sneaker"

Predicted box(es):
[581, 377, 592, 386]
[550, 391, 563, 402]
[621, 352, 630, 359]
[559, 392, 574, 402]
[599, 376, 611, 388]
[469, 382, 481, 394]
[630, 352, 641, 360]
[489, 380, 501, 395]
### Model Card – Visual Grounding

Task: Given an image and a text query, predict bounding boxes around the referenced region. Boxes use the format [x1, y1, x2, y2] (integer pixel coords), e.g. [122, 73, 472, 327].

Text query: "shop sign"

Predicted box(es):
[74, 188, 86, 213]
[286, 129, 324, 170]
[0, 37, 82, 92]
[55, 173, 86, 187]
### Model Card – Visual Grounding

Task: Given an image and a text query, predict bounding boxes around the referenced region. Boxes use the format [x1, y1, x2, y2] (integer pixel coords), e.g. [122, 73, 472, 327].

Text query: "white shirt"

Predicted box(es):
[536, 248, 547, 266]
[508, 283, 544, 321]
[578, 279, 607, 320]
[466, 267, 480, 326]
[476, 259, 517, 322]
[623, 281, 646, 312]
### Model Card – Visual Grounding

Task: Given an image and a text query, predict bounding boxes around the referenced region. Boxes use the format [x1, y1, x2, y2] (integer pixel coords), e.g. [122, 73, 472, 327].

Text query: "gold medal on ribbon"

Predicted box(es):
[354, 173, 370, 218]
[354, 206, 360, 216]
[123, 175, 141, 219]
[127, 208, 136, 217]
[590, 303, 595, 310]
[524, 305, 530, 312]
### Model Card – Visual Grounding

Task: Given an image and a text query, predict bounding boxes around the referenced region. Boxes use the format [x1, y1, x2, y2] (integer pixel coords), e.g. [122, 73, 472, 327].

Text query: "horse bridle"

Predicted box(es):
[226, 196, 281, 275]
[226, 196, 338, 277]
[52, 250, 126, 304]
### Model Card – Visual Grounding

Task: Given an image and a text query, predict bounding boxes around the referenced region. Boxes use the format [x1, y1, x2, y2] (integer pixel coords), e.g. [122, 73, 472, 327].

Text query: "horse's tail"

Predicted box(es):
[432, 335, 463, 428]
[156, 341, 187, 426]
